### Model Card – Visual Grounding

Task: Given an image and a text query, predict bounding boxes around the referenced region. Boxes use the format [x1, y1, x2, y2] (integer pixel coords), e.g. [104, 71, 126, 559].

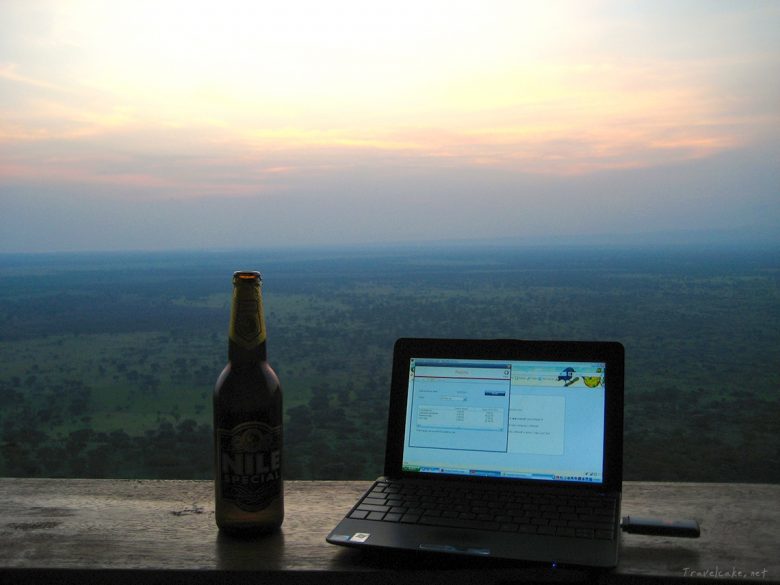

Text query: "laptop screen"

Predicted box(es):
[401, 357, 607, 484]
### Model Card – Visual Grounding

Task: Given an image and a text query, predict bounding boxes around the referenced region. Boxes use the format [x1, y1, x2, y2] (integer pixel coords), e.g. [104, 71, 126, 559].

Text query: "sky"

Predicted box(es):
[1, 0, 778, 253]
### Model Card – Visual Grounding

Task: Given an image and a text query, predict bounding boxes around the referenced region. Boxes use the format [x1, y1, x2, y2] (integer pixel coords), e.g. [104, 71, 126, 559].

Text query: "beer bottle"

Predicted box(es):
[214, 271, 283, 533]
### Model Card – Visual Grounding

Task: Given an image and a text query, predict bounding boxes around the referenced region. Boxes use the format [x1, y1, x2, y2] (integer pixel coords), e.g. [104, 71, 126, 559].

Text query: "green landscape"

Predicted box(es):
[0, 244, 778, 482]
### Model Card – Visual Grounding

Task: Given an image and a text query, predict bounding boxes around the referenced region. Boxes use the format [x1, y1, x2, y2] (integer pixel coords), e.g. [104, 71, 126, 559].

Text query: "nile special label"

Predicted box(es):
[217, 422, 282, 511]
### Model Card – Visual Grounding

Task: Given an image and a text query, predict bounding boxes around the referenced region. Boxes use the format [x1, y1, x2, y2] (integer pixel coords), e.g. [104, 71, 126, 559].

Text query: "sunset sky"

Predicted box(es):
[1, 1, 778, 252]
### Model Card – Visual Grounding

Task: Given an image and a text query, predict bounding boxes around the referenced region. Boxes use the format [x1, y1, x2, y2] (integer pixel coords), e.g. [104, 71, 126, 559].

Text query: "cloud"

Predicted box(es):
[1, 1, 778, 252]
[2, 143, 777, 253]
[0, 64, 71, 93]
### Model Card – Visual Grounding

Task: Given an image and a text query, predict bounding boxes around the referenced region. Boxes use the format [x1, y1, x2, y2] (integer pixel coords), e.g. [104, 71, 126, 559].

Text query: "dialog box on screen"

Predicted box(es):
[407, 362, 512, 453]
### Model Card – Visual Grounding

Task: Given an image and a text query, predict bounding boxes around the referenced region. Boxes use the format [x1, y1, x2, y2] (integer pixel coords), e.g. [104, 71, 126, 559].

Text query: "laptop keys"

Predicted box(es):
[350, 481, 616, 540]
[420, 516, 499, 531]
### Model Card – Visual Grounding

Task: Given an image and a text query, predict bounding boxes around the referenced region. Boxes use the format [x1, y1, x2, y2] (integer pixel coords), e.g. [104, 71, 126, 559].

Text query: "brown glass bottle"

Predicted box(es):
[214, 271, 283, 534]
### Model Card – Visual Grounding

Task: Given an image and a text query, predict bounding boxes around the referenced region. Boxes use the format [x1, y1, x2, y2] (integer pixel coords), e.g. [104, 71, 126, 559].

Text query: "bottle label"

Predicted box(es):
[217, 421, 282, 511]
[229, 285, 267, 349]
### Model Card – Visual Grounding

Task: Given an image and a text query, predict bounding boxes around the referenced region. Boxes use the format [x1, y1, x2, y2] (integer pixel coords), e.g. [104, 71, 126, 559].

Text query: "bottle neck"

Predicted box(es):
[228, 272, 268, 365]
[228, 338, 267, 364]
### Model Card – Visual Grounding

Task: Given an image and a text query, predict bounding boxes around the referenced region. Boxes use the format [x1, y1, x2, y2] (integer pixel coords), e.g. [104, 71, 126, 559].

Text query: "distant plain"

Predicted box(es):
[0, 244, 777, 482]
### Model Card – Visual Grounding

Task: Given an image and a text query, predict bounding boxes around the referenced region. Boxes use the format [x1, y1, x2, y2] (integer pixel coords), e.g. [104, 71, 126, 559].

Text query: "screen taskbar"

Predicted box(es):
[402, 463, 602, 483]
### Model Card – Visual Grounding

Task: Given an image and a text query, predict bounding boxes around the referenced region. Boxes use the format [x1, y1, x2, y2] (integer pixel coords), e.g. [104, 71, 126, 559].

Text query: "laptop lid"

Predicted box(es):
[384, 338, 624, 493]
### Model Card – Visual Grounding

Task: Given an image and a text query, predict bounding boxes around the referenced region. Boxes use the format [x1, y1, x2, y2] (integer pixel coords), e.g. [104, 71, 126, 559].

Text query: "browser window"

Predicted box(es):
[402, 358, 607, 483]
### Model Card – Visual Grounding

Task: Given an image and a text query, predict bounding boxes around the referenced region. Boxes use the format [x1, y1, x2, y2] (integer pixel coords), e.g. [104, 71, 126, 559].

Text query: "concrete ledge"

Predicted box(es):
[0, 479, 777, 583]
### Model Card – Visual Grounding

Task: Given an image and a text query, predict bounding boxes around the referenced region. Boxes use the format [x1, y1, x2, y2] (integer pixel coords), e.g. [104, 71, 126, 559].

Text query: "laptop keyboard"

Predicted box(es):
[348, 479, 617, 540]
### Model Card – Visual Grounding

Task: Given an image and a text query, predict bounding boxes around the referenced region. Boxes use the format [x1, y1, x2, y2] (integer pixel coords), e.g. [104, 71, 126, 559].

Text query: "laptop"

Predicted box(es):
[327, 338, 624, 568]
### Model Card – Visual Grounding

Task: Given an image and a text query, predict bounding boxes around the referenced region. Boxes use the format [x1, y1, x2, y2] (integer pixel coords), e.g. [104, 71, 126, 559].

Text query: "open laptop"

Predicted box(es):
[327, 338, 624, 568]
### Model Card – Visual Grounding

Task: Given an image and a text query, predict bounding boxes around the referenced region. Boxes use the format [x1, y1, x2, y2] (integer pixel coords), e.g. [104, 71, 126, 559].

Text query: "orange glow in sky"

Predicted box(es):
[1, 1, 778, 251]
